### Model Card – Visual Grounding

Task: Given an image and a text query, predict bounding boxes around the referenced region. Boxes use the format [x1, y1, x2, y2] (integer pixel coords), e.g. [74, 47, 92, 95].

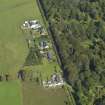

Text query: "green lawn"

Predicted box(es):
[0, 80, 22, 105]
[0, 0, 42, 74]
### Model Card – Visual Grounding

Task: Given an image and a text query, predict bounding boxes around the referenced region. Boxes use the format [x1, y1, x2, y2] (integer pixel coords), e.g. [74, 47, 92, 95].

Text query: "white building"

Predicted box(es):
[22, 20, 42, 30]
[42, 74, 65, 88]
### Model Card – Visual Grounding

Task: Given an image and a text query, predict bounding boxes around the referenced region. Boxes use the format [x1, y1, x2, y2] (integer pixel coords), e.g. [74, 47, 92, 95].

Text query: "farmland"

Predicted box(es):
[0, 0, 68, 105]
[0, 0, 43, 74]
[22, 82, 68, 105]
[0, 80, 22, 105]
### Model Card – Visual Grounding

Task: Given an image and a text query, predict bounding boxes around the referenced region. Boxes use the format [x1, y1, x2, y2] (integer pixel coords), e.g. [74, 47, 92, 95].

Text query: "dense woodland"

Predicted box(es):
[39, 0, 105, 105]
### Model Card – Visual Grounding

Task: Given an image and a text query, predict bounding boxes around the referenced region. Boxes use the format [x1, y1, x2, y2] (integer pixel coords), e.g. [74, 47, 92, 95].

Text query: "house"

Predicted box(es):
[39, 41, 49, 50]
[42, 74, 64, 88]
[22, 20, 42, 30]
[40, 28, 48, 36]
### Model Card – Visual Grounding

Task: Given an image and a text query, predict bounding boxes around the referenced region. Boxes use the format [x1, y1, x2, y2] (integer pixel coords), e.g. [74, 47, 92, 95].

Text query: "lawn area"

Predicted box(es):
[0, 0, 42, 74]
[22, 82, 68, 105]
[0, 80, 22, 105]
[24, 57, 61, 80]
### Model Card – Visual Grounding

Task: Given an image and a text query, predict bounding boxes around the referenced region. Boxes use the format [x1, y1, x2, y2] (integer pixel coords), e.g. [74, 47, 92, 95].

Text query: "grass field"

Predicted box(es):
[0, 80, 22, 105]
[0, 0, 42, 74]
[22, 82, 68, 105]
[0, 0, 68, 105]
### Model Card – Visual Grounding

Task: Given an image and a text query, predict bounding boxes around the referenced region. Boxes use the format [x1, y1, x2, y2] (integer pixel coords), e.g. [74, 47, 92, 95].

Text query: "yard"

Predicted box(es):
[23, 31, 62, 80]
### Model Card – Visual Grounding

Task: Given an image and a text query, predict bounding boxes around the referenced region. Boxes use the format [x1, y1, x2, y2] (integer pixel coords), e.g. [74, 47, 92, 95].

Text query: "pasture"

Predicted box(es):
[22, 82, 68, 105]
[0, 0, 42, 74]
[0, 80, 22, 105]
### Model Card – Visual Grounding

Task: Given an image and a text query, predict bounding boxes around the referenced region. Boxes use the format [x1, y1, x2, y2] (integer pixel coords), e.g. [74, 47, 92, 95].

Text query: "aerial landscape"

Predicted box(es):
[0, 0, 105, 105]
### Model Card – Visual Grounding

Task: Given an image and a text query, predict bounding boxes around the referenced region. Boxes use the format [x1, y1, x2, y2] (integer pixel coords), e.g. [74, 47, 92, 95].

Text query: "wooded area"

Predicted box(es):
[39, 0, 105, 105]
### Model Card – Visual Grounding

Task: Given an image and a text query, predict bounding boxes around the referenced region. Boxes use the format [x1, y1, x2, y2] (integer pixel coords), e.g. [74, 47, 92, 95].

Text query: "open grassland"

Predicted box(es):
[22, 82, 68, 105]
[0, 80, 22, 105]
[0, 0, 42, 74]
